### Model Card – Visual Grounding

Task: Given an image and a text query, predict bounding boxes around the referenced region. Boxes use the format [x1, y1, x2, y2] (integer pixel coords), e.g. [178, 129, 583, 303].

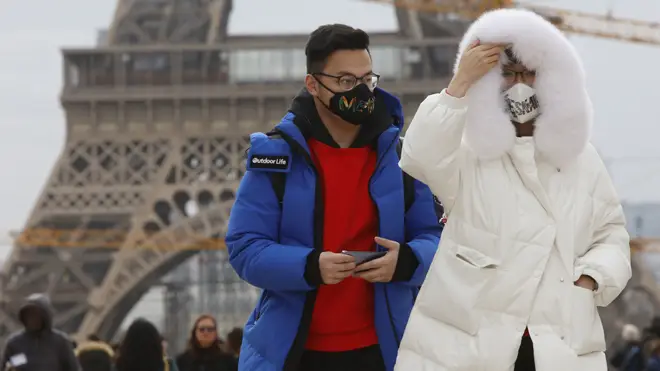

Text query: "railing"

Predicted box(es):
[61, 36, 460, 91]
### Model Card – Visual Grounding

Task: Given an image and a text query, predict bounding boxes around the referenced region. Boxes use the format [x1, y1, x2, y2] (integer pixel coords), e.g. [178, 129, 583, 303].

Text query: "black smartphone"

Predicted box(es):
[341, 250, 387, 266]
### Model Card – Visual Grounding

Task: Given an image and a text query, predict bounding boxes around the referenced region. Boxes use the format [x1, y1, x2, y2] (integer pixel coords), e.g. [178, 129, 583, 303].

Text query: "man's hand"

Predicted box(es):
[353, 237, 400, 283]
[319, 252, 356, 285]
[575, 275, 597, 291]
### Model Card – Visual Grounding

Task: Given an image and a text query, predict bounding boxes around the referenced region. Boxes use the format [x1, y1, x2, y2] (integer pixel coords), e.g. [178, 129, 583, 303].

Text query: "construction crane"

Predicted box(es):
[360, 0, 660, 46]
[632, 238, 660, 254]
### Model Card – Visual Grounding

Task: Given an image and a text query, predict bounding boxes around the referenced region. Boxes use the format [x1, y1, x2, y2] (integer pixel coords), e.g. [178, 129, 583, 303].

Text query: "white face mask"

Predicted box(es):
[503, 83, 540, 123]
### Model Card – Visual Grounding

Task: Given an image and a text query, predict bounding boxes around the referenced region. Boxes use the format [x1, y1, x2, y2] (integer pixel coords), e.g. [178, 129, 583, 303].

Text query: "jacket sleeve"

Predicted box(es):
[0, 340, 11, 371]
[59, 335, 81, 371]
[393, 179, 442, 287]
[226, 169, 316, 292]
[399, 89, 467, 214]
[574, 154, 631, 307]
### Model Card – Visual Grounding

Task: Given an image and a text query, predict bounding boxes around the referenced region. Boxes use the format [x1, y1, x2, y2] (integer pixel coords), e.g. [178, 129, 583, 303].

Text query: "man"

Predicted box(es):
[226, 24, 442, 371]
[395, 9, 631, 371]
[75, 334, 114, 371]
[1, 294, 80, 371]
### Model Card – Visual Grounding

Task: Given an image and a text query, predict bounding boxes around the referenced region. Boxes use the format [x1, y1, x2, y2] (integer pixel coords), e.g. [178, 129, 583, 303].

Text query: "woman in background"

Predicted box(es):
[176, 314, 237, 371]
[116, 318, 178, 371]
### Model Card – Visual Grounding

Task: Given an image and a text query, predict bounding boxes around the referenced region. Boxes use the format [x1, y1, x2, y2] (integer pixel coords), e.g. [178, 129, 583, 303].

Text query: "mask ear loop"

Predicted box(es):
[311, 75, 336, 111]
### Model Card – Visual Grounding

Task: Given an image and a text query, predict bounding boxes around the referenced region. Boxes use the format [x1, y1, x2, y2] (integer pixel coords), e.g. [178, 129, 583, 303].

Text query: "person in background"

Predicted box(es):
[161, 335, 169, 357]
[110, 342, 121, 363]
[175, 314, 237, 371]
[645, 340, 660, 371]
[395, 8, 630, 371]
[226, 23, 442, 371]
[610, 324, 644, 371]
[116, 318, 178, 371]
[225, 328, 243, 359]
[0, 293, 80, 371]
[76, 334, 115, 371]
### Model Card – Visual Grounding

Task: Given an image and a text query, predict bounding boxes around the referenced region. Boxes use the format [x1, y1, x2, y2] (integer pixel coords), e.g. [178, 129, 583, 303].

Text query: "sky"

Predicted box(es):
[0, 0, 659, 326]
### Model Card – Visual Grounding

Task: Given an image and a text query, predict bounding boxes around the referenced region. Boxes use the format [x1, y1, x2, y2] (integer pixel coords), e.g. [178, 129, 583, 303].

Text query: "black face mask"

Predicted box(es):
[316, 81, 377, 126]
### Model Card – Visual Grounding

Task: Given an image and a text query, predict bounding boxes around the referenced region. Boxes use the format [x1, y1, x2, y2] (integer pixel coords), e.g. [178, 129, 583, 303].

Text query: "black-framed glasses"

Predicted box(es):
[502, 70, 536, 83]
[314, 72, 380, 91]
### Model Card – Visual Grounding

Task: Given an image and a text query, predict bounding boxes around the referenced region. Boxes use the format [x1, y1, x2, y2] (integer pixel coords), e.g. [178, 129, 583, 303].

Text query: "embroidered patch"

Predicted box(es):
[249, 155, 289, 170]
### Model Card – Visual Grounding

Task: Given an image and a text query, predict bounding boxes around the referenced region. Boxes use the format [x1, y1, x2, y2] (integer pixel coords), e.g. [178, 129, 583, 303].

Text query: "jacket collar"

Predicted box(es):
[277, 87, 404, 153]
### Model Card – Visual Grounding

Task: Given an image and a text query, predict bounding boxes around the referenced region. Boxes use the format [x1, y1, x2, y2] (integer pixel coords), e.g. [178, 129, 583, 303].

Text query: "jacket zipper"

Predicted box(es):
[274, 126, 325, 371]
[368, 133, 401, 347]
[254, 290, 270, 321]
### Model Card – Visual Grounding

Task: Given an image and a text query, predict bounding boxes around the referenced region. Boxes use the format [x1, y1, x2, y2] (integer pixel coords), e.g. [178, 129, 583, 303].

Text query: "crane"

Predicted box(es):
[360, 0, 660, 46]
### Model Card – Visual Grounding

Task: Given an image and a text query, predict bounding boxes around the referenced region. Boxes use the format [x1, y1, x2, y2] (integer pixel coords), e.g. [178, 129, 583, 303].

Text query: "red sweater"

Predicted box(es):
[304, 138, 379, 352]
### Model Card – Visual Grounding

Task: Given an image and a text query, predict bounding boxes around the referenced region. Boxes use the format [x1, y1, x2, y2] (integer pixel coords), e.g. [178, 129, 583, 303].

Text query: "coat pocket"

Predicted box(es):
[416, 242, 499, 335]
[568, 286, 606, 355]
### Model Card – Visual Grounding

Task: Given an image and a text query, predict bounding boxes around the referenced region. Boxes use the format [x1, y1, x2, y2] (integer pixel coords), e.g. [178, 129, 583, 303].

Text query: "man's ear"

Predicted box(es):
[304, 74, 318, 96]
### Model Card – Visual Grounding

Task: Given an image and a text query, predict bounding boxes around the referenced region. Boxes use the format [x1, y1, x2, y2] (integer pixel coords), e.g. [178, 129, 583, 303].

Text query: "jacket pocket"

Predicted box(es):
[455, 244, 499, 269]
[416, 242, 499, 335]
[568, 285, 606, 355]
[255, 290, 270, 321]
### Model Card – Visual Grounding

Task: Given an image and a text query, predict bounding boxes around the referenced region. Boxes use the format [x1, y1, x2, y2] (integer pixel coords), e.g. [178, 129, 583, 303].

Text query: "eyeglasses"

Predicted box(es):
[196, 326, 216, 333]
[314, 72, 380, 91]
[502, 70, 536, 83]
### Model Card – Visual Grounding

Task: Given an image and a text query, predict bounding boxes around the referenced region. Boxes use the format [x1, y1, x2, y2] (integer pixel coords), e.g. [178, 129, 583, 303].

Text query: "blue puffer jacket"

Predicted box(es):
[226, 88, 442, 371]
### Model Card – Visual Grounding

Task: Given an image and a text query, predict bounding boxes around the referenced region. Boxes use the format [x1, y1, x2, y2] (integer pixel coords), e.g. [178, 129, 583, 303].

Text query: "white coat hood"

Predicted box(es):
[455, 9, 592, 168]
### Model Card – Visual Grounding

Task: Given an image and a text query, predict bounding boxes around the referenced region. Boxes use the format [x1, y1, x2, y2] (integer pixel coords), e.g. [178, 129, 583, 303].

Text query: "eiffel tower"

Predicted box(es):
[0, 0, 655, 349]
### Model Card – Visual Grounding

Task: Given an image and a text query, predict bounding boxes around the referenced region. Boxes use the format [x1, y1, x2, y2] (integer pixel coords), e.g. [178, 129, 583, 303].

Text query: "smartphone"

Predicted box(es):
[341, 250, 386, 266]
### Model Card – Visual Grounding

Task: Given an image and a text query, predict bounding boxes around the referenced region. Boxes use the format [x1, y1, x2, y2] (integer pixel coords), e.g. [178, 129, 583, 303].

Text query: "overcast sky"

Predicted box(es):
[0, 0, 659, 237]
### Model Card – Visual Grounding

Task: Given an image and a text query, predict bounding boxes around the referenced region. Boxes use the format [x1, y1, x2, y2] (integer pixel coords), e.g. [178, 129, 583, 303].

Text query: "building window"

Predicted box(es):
[229, 49, 306, 83]
[371, 47, 403, 80]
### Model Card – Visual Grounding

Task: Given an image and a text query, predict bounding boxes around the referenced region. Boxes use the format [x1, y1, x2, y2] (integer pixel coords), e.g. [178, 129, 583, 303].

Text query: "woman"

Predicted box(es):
[176, 314, 237, 371]
[116, 318, 178, 371]
[395, 8, 631, 371]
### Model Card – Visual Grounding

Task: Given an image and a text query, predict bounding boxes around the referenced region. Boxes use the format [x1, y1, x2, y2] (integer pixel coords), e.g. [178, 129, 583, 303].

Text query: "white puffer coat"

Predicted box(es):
[395, 9, 631, 371]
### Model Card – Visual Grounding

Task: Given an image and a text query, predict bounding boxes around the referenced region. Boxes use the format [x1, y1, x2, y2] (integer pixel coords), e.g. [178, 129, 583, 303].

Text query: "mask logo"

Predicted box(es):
[338, 96, 355, 111]
[338, 96, 376, 114]
[326, 83, 377, 126]
[503, 83, 540, 123]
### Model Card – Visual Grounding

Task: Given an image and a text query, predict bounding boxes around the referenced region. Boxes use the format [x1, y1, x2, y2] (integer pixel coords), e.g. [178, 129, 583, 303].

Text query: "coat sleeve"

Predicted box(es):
[399, 89, 467, 214]
[399, 179, 442, 287]
[226, 169, 316, 292]
[59, 335, 81, 371]
[574, 153, 631, 307]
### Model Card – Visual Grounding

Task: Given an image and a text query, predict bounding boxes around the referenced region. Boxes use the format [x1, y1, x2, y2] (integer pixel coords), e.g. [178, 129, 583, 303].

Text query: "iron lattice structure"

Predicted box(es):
[0, 0, 455, 343]
[0, 0, 655, 350]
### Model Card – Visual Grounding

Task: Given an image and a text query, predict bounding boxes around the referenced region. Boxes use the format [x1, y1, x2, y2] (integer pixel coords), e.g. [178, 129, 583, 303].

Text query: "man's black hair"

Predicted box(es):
[305, 24, 370, 74]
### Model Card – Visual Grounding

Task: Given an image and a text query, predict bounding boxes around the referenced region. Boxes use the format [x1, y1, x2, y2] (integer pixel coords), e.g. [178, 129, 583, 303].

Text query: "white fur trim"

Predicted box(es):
[454, 9, 592, 167]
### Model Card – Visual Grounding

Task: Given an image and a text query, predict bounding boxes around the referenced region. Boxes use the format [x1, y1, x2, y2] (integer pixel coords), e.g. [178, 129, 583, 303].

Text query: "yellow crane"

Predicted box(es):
[360, 0, 660, 46]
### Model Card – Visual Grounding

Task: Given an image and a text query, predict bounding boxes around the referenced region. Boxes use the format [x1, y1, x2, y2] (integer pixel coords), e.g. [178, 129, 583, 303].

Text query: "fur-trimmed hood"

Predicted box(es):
[455, 9, 592, 167]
